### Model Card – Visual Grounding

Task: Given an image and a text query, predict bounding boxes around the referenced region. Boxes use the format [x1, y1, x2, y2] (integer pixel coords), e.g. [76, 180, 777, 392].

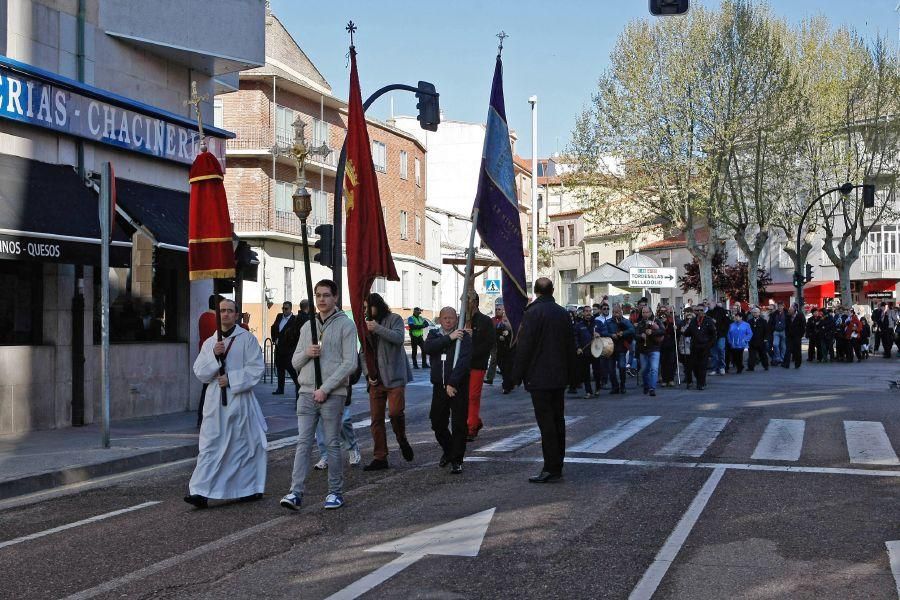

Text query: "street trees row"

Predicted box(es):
[568, 0, 900, 306]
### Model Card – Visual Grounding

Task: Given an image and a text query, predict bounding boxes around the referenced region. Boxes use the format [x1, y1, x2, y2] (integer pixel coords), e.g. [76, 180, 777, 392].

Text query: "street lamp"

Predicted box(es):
[794, 182, 856, 309]
[291, 118, 324, 388]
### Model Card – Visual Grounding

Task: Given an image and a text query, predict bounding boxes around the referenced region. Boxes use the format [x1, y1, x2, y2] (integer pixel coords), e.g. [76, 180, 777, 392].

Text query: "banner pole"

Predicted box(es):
[453, 208, 480, 367]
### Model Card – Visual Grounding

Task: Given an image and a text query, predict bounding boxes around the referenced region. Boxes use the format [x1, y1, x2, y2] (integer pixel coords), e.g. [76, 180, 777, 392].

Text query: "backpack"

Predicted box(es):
[349, 353, 363, 386]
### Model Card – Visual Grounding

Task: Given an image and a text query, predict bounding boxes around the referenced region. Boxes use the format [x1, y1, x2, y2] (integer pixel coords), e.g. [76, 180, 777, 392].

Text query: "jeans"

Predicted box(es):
[316, 405, 359, 458]
[640, 351, 660, 391]
[290, 393, 344, 496]
[772, 331, 786, 364]
[710, 337, 726, 372]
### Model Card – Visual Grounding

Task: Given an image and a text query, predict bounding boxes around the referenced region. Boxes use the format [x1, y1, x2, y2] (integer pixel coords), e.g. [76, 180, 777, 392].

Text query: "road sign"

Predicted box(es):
[629, 267, 677, 288]
[485, 279, 501, 295]
[325, 508, 496, 600]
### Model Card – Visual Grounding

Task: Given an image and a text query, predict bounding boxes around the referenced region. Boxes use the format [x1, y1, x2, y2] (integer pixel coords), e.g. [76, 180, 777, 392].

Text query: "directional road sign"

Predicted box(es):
[484, 279, 501, 295]
[629, 267, 677, 288]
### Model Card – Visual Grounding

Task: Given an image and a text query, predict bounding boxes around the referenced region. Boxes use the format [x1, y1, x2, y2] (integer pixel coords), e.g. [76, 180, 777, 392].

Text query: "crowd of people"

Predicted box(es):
[567, 296, 882, 398]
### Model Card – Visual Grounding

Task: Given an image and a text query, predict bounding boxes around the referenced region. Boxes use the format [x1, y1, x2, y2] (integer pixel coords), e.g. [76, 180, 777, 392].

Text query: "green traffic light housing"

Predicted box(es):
[314, 224, 334, 269]
[415, 81, 440, 132]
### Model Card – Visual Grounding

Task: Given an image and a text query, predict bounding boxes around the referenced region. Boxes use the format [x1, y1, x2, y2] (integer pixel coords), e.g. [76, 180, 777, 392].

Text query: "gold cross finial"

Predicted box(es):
[185, 81, 209, 152]
[497, 31, 508, 57]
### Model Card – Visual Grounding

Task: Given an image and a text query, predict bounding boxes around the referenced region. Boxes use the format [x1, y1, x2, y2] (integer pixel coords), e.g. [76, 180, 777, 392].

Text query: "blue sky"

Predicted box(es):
[271, 0, 899, 159]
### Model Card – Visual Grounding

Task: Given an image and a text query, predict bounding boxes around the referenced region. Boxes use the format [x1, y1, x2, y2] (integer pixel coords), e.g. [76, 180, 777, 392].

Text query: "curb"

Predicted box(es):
[0, 430, 300, 502]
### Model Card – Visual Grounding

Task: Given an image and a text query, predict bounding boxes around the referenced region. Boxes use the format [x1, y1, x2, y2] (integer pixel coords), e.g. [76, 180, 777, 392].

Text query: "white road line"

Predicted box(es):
[751, 419, 805, 462]
[844, 421, 900, 465]
[465, 455, 900, 478]
[476, 417, 585, 452]
[569, 416, 660, 454]
[0, 501, 161, 550]
[628, 467, 726, 600]
[352, 417, 390, 429]
[655, 417, 730, 458]
[885, 540, 900, 598]
[61, 516, 291, 600]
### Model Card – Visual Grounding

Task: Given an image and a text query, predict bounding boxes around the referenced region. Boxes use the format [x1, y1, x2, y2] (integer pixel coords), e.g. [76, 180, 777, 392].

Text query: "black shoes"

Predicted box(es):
[649, 389, 656, 397]
[183, 494, 208, 509]
[363, 459, 389, 471]
[439, 454, 450, 468]
[450, 463, 463, 474]
[272, 390, 284, 395]
[399, 439, 415, 462]
[238, 493, 264, 503]
[528, 471, 562, 483]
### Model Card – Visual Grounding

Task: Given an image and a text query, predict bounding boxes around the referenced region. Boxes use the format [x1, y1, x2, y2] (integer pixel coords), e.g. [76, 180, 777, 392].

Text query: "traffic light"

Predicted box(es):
[792, 271, 802, 289]
[863, 183, 876, 208]
[649, 0, 689, 15]
[234, 241, 259, 282]
[314, 224, 334, 268]
[805, 263, 813, 284]
[415, 81, 440, 132]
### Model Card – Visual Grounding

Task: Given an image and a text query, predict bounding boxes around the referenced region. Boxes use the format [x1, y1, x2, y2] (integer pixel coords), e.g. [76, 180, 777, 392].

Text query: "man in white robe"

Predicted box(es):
[185, 298, 267, 508]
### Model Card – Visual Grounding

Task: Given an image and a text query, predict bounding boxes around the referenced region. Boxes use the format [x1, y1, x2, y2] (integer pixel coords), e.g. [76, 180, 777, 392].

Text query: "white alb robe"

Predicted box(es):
[189, 325, 267, 499]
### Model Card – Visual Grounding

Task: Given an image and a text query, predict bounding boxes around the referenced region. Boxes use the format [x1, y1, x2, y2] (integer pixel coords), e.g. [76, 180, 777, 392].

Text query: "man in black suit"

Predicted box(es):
[271, 301, 299, 395]
[511, 278, 577, 484]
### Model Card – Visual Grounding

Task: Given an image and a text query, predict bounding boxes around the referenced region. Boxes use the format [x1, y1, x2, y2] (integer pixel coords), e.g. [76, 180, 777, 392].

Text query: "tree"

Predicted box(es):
[680, 251, 772, 305]
[680, 249, 727, 296]
[797, 24, 900, 302]
[569, 6, 725, 297]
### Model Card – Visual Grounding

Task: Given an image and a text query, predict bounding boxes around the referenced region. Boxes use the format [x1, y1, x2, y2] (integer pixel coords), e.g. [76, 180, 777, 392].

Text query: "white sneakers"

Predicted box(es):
[313, 457, 328, 470]
[349, 448, 362, 465]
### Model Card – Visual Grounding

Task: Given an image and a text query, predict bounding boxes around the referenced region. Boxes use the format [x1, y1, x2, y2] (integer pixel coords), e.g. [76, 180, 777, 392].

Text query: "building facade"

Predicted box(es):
[220, 9, 439, 347]
[0, 0, 264, 434]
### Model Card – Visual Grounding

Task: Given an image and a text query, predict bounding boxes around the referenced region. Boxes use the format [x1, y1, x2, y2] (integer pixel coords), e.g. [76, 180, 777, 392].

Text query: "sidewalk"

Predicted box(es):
[0, 380, 301, 501]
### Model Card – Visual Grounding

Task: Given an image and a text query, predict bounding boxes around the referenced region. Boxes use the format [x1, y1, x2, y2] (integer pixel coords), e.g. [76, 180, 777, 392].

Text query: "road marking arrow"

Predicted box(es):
[325, 507, 496, 600]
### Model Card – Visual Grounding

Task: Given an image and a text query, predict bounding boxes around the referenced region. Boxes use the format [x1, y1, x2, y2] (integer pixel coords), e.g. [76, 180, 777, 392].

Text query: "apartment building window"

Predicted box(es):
[415, 157, 421, 187]
[400, 211, 409, 240]
[313, 118, 329, 147]
[275, 105, 296, 146]
[590, 252, 599, 270]
[372, 277, 386, 294]
[372, 141, 386, 172]
[568, 224, 575, 247]
[312, 190, 329, 224]
[415, 214, 421, 244]
[557, 225, 565, 248]
[401, 271, 410, 308]
[274, 180, 293, 213]
[399, 150, 408, 180]
[615, 249, 625, 264]
[213, 98, 223, 128]
[417, 273, 423, 306]
[284, 267, 293, 303]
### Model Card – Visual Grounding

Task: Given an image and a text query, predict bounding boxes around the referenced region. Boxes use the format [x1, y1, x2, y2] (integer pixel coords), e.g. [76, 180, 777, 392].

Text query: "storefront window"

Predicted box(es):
[0, 260, 42, 345]
[94, 242, 184, 343]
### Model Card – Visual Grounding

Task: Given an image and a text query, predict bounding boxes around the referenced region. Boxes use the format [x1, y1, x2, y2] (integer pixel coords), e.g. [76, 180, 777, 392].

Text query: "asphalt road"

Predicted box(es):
[4, 357, 900, 599]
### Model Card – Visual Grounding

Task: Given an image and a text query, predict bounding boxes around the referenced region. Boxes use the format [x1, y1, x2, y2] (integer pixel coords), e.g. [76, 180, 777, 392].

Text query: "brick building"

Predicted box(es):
[218, 9, 439, 345]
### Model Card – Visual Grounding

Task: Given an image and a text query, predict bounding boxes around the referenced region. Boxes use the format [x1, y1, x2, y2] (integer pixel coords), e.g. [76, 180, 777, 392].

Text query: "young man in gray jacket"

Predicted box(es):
[280, 279, 358, 511]
[361, 292, 414, 470]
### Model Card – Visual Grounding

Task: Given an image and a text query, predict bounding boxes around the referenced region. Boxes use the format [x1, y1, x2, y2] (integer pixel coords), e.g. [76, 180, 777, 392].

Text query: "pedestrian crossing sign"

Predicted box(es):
[485, 279, 501, 295]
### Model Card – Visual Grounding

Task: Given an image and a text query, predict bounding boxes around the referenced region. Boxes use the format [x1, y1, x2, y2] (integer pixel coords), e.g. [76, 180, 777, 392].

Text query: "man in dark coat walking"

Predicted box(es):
[511, 278, 577, 483]
[783, 304, 805, 369]
[746, 307, 769, 371]
[271, 301, 299, 395]
[683, 306, 717, 390]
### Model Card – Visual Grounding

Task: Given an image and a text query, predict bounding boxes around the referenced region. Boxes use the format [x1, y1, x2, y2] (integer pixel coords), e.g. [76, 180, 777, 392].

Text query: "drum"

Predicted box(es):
[591, 336, 614, 358]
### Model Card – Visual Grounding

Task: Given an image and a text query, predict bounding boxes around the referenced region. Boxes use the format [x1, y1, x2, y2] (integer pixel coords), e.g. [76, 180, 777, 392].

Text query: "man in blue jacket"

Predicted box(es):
[424, 306, 473, 475]
[596, 304, 635, 395]
[726, 311, 753, 374]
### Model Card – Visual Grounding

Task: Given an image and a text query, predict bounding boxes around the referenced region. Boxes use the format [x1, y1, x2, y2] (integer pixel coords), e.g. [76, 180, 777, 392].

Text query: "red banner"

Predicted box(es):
[188, 151, 235, 281]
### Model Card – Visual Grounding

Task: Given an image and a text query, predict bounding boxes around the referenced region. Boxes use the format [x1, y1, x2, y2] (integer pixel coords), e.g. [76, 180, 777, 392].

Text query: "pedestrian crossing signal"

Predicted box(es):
[485, 279, 501, 294]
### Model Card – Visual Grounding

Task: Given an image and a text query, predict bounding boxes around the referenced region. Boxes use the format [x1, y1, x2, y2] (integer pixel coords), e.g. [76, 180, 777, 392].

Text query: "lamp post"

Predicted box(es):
[291, 118, 325, 388]
[794, 182, 855, 309]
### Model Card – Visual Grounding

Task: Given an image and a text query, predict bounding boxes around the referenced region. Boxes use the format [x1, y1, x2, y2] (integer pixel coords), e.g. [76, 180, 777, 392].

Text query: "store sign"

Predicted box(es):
[0, 65, 226, 165]
[866, 291, 894, 299]
[629, 267, 678, 288]
[0, 233, 129, 266]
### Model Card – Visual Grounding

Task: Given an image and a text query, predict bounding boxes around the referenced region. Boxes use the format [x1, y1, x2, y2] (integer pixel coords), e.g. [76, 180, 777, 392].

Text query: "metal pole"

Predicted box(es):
[99, 162, 111, 448]
[673, 316, 681, 385]
[529, 96, 538, 290]
[300, 217, 323, 387]
[795, 184, 852, 309]
[453, 208, 480, 366]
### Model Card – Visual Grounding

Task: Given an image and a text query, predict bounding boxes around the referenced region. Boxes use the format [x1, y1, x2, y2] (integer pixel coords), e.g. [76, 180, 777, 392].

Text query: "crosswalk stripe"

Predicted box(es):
[477, 417, 585, 452]
[569, 416, 661, 454]
[751, 419, 805, 462]
[655, 417, 730, 458]
[844, 421, 900, 465]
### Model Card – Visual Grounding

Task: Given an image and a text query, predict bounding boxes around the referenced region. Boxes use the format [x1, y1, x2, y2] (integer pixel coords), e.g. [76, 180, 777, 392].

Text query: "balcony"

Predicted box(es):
[862, 253, 900, 273]
[231, 205, 329, 240]
[226, 126, 339, 172]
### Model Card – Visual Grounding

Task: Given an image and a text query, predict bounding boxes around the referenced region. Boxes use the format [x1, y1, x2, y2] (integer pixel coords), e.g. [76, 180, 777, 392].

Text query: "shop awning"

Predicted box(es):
[0, 154, 130, 266]
[115, 178, 188, 251]
[762, 280, 835, 295]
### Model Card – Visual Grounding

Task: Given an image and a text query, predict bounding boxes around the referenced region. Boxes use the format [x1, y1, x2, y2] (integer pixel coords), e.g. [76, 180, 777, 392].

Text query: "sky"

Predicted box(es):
[271, 0, 900, 159]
